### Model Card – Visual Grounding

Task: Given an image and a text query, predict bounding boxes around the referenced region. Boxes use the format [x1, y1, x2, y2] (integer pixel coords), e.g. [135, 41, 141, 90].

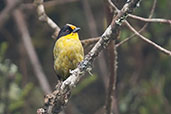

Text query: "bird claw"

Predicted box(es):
[86, 67, 93, 76]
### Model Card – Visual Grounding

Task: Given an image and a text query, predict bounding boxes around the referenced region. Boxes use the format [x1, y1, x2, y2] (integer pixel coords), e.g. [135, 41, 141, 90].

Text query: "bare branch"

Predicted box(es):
[81, 37, 100, 47]
[125, 21, 171, 56]
[0, 0, 20, 28]
[108, 0, 170, 25]
[81, 0, 98, 37]
[13, 9, 51, 94]
[128, 14, 171, 24]
[108, 0, 119, 12]
[37, 0, 141, 113]
[104, 1, 120, 114]
[116, 0, 157, 47]
[105, 41, 118, 114]
[34, 0, 60, 38]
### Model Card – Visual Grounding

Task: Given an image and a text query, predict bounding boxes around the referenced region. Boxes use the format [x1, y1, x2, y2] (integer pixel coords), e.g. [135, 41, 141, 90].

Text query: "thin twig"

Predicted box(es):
[125, 21, 171, 56]
[81, 0, 98, 37]
[128, 14, 171, 24]
[13, 9, 51, 94]
[81, 37, 100, 47]
[108, 0, 119, 12]
[116, 0, 157, 47]
[34, 0, 60, 38]
[108, 0, 171, 25]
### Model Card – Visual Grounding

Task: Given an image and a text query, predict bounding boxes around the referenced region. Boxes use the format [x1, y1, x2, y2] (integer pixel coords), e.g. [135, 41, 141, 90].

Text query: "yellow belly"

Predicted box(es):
[53, 36, 84, 80]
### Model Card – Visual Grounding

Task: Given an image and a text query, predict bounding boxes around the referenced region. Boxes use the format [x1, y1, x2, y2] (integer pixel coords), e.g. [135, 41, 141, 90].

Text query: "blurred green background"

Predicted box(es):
[0, 0, 171, 114]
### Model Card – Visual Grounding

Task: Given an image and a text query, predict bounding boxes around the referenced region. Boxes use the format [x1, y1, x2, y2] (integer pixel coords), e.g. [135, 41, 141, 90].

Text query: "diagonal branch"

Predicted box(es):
[125, 21, 171, 56]
[108, 0, 171, 56]
[81, 0, 159, 48]
[116, 0, 157, 47]
[37, 0, 142, 113]
[34, 0, 60, 38]
[81, 0, 98, 37]
[13, 9, 51, 94]
[108, 0, 171, 25]
[128, 14, 171, 24]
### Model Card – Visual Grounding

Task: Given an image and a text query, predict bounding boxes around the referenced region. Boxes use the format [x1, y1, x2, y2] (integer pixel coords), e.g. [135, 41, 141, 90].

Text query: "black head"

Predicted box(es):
[56, 24, 80, 40]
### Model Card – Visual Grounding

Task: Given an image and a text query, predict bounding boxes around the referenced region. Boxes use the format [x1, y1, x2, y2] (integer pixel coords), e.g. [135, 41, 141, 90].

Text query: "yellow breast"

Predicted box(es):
[53, 33, 84, 80]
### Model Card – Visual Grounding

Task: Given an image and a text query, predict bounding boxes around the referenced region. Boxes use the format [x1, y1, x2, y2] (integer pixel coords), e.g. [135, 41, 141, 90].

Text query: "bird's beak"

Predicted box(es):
[73, 27, 80, 33]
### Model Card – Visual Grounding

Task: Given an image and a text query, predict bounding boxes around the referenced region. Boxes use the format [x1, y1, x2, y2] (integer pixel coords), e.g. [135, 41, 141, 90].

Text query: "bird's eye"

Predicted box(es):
[66, 29, 70, 33]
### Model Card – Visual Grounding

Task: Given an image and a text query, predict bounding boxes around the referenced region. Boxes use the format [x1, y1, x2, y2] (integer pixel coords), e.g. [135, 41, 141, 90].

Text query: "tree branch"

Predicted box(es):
[116, 0, 157, 47]
[37, 0, 142, 113]
[105, 41, 118, 114]
[128, 14, 171, 24]
[13, 9, 51, 94]
[108, 0, 171, 56]
[104, 1, 120, 114]
[81, 37, 100, 47]
[125, 21, 171, 56]
[34, 0, 61, 38]
[81, 0, 98, 37]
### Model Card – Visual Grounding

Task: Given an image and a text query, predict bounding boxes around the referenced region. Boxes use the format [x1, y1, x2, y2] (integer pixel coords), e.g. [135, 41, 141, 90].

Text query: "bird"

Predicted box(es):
[53, 24, 84, 81]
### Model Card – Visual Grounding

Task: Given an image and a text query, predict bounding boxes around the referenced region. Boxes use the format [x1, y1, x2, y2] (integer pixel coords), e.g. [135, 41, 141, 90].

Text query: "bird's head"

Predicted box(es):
[56, 24, 80, 39]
